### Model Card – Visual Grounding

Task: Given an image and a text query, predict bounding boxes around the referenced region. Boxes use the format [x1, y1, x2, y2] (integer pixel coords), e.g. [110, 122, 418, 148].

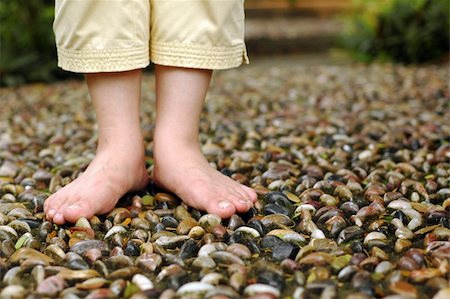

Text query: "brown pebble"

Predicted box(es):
[389, 281, 418, 298]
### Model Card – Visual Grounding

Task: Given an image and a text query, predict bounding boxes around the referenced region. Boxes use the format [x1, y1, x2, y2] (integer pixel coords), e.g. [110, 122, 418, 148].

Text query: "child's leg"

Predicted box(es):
[44, 70, 149, 225]
[152, 65, 257, 218]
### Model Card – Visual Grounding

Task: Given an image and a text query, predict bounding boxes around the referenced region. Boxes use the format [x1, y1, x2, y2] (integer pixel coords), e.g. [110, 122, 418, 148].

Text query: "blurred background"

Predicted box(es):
[0, 0, 448, 86]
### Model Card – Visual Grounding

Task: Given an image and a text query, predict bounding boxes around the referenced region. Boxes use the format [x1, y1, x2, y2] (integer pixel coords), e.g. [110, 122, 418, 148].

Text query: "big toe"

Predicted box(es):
[206, 200, 236, 219]
[63, 204, 93, 223]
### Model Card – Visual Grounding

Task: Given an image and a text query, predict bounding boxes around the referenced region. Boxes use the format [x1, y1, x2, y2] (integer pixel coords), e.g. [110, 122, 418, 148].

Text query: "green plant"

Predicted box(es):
[0, 0, 74, 86]
[340, 0, 449, 64]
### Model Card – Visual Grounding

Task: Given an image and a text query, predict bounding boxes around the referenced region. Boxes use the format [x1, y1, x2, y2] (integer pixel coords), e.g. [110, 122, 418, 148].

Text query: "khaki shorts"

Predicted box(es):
[54, 0, 249, 73]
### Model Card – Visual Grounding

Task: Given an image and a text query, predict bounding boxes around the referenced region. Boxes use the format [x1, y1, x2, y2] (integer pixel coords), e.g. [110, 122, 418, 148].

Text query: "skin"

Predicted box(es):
[43, 66, 257, 225]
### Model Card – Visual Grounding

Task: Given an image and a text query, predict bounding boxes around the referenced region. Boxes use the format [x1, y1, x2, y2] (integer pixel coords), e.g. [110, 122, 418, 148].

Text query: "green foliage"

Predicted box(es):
[0, 0, 73, 86]
[340, 0, 449, 64]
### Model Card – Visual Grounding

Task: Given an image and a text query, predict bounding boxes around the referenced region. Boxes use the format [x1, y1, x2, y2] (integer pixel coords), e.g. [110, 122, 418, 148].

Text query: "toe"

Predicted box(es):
[242, 185, 258, 202]
[207, 200, 236, 219]
[64, 204, 92, 223]
[227, 193, 252, 213]
[53, 212, 66, 225]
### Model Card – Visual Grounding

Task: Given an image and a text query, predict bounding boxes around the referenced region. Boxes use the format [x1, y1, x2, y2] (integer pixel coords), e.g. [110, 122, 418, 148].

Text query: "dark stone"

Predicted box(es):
[262, 204, 290, 216]
[264, 192, 291, 207]
[17, 218, 41, 229]
[350, 241, 364, 253]
[352, 197, 369, 209]
[393, 210, 408, 226]
[154, 223, 166, 233]
[220, 168, 233, 177]
[239, 207, 258, 222]
[168, 271, 190, 290]
[247, 219, 265, 237]
[227, 214, 245, 230]
[426, 211, 449, 227]
[161, 216, 179, 228]
[272, 242, 299, 262]
[228, 231, 260, 254]
[257, 270, 285, 290]
[179, 239, 198, 260]
[38, 221, 54, 242]
[64, 257, 89, 270]
[124, 240, 141, 256]
[337, 226, 364, 245]
[260, 235, 283, 250]
[351, 270, 374, 296]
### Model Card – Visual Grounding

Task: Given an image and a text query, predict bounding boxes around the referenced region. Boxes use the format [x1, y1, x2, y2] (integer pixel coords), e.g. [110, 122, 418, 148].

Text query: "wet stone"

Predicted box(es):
[262, 204, 290, 216]
[257, 270, 285, 291]
[260, 235, 283, 250]
[179, 238, 198, 260]
[272, 241, 299, 262]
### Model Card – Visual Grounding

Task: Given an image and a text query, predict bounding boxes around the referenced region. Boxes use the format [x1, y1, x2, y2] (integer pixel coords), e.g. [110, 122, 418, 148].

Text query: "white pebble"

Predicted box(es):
[132, 274, 154, 291]
[244, 283, 280, 298]
[176, 282, 214, 295]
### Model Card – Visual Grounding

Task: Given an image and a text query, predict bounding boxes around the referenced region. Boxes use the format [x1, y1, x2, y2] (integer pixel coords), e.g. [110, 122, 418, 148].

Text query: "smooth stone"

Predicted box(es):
[375, 261, 395, 274]
[261, 214, 295, 228]
[262, 204, 290, 216]
[228, 214, 245, 230]
[0, 285, 27, 299]
[337, 226, 364, 245]
[198, 214, 222, 229]
[198, 243, 224, 257]
[247, 219, 266, 237]
[192, 256, 217, 269]
[235, 226, 261, 238]
[132, 274, 154, 291]
[257, 270, 285, 290]
[260, 235, 283, 250]
[227, 243, 252, 260]
[433, 288, 450, 299]
[161, 215, 179, 228]
[56, 268, 99, 281]
[36, 275, 67, 297]
[244, 284, 280, 298]
[209, 251, 245, 265]
[70, 240, 110, 256]
[154, 235, 190, 249]
[177, 218, 198, 235]
[229, 231, 260, 254]
[179, 238, 198, 259]
[136, 253, 162, 272]
[176, 282, 214, 296]
[10, 247, 54, 265]
[389, 281, 418, 298]
[272, 241, 299, 262]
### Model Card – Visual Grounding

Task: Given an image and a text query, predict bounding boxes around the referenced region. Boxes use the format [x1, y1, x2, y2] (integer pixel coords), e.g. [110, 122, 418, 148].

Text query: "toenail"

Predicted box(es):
[219, 201, 232, 209]
[48, 209, 56, 217]
[54, 213, 63, 221]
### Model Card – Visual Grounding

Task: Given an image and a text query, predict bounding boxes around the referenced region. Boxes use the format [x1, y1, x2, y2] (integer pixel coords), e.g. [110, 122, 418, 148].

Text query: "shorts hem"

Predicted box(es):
[150, 42, 249, 70]
[57, 46, 150, 73]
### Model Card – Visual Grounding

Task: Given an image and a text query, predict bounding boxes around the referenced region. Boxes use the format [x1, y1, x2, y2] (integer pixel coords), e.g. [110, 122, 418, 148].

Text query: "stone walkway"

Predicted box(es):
[0, 57, 449, 298]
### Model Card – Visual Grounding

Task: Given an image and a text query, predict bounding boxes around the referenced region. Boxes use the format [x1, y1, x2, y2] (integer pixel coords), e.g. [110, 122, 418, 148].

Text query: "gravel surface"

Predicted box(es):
[0, 58, 449, 299]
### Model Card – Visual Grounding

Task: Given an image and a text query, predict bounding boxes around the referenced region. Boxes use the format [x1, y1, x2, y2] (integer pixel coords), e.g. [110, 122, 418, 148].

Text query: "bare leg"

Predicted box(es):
[44, 70, 149, 224]
[152, 65, 257, 218]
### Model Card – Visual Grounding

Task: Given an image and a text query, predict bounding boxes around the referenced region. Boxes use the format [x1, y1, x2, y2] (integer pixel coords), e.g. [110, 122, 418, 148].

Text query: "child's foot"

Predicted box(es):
[44, 147, 149, 225]
[152, 141, 258, 219]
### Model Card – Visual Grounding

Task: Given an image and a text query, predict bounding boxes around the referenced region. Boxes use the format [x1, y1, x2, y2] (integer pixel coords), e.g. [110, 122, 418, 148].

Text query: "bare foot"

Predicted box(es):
[152, 142, 257, 219]
[44, 148, 149, 225]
